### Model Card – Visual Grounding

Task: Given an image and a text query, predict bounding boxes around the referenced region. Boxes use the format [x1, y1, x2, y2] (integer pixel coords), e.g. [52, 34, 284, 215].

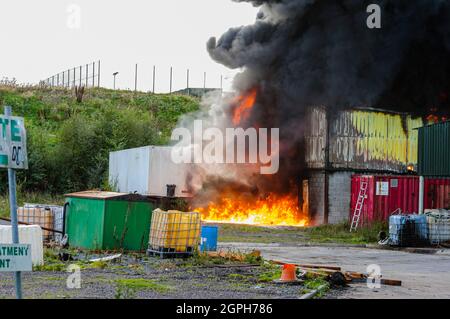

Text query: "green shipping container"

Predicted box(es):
[418, 121, 450, 177]
[65, 191, 155, 251]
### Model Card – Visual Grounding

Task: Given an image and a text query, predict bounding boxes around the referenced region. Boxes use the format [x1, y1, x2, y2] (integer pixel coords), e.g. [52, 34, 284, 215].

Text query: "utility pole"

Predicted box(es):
[203, 72, 206, 93]
[113, 72, 119, 90]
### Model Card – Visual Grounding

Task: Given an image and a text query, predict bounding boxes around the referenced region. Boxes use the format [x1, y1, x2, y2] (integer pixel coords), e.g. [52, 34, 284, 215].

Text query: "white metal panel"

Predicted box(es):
[0, 225, 44, 265]
[109, 146, 150, 194]
[109, 146, 192, 197]
[148, 146, 191, 197]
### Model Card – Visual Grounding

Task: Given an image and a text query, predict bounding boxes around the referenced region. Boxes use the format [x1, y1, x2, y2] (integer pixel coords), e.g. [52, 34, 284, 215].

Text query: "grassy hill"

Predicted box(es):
[0, 86, 200, 200]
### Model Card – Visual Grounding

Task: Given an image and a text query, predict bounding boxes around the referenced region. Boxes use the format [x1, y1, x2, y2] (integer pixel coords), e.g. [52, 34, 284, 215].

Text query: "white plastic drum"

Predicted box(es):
[0, 225, 44, 265]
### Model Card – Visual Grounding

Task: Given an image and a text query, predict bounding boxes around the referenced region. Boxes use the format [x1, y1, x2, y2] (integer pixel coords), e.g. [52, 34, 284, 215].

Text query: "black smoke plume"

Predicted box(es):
[204, 0, 450, 195]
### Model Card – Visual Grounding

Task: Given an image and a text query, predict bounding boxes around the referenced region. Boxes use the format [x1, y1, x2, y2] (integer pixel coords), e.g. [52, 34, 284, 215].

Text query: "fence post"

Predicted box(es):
[134, 64, 138, 92]
[152, 66, 156, 94]
[187, 69, 190, 96]
[98, 60, 101, 87]
[92, 62, 95, 87]
[85, 64, 88, 87]
[169, 67, 173, 94]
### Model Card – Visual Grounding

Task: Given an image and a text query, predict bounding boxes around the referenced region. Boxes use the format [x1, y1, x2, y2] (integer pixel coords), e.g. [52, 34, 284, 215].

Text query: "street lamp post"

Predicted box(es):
[113, 72, 119, 90]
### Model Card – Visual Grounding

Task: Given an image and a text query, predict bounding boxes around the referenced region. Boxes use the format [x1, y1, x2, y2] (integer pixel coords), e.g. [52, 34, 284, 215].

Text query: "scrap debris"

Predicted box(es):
[89, 254, 122, 263]
[272, 260, 402, 287]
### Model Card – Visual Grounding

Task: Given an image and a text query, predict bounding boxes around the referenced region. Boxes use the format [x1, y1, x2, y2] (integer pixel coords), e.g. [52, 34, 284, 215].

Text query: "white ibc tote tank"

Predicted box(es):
[0, 225, 44, 265]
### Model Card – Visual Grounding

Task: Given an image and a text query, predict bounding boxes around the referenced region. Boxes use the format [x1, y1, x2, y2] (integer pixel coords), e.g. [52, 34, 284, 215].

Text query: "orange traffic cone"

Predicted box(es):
[280, 264, 298, 282]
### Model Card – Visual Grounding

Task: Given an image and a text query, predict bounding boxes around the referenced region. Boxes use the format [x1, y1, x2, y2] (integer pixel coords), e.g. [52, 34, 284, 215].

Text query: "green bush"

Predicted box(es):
[0, 87, 200, 194]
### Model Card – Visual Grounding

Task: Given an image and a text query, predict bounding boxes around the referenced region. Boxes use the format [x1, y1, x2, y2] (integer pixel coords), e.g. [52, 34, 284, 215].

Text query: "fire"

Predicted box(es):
[232, 89, 257, 125]
[195, 193, 308, 227]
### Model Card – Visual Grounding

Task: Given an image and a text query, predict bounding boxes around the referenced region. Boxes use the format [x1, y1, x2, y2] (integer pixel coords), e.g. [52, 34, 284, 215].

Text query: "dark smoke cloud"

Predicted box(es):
[204, 0, 450, 195]
[208, 0, 450, 113]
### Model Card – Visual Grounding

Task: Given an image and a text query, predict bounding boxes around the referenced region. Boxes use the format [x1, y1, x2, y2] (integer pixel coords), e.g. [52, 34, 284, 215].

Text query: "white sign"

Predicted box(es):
[376, 181, 389, 196]
[0, 244, 32, 272]
[0, 115, 28, 169]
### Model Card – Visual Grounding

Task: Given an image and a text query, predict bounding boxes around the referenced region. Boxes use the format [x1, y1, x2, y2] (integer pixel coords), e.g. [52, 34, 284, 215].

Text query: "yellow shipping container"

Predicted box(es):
[149, 209, 201, 252]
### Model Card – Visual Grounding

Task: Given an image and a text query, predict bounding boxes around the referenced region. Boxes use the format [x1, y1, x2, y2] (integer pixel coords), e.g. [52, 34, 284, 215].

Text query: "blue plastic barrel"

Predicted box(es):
[200, 226, 218, 252]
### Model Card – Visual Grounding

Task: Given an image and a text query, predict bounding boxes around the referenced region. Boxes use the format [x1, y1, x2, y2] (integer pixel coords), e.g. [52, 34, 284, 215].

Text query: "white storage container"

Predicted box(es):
[109, 146, 193, 198]
[0, 225, 44, 265]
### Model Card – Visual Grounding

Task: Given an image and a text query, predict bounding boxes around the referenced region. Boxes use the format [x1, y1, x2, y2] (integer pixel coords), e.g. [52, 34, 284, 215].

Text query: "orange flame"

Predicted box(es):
[195, 193, 308, 227]
[232, 89, 257, 125]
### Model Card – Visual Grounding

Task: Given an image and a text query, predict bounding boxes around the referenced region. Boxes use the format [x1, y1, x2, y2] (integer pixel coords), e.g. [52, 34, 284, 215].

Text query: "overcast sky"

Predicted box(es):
[0, 0, 257, 92]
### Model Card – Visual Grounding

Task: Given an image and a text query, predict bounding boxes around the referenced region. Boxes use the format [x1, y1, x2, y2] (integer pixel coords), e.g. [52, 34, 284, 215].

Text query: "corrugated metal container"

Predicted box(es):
[418, 121, 450, 176]
[109, 146, 193, 198]
[424, 177, 450, 209]
[65, 191, 155, 251]
[305, 107, 424, 172]
[350, 175, 419, 225]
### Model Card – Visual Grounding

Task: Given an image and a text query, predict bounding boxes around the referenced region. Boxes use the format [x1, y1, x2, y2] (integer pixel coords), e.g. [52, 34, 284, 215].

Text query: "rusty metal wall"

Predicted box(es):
[305, 107, 424, 172]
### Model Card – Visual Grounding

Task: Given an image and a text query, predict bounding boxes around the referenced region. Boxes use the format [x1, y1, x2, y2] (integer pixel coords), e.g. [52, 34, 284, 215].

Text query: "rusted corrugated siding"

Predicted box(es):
[305, 107, 424, 172]
[304, 107, 327, 168]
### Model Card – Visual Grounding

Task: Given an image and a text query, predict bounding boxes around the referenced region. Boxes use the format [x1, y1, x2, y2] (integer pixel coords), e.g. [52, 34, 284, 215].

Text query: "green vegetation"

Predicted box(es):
[181, 250, 263, 268]
[258, 263, 282, 282]
[33, 248, 66, 272]
[0, 86, 200, 196]
[301, 277, 330, 298]
[0, 192, 64, 218]
[114, 278, 170, 293]
[218, 222, 387, 245]
[303, 221, 387, 244]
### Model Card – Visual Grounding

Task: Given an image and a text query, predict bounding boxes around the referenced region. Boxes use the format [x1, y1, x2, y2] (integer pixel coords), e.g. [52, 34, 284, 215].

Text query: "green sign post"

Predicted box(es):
[1, 105, 28, 299]
[0, 112, 28, 169]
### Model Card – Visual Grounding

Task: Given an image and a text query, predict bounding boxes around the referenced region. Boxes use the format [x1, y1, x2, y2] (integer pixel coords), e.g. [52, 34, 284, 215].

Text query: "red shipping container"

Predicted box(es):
[424, 177, 450, 209]
[350, 175, 419, 225]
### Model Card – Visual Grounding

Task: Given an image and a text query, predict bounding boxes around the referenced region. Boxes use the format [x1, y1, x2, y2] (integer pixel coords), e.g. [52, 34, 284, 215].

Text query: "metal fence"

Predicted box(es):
[41, 60, 100, 88]
[37, 61, 232, 96]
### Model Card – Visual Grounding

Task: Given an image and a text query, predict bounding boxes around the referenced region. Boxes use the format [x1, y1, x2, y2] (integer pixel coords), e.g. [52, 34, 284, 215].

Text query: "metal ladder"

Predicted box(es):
[350, 177, 369, 232]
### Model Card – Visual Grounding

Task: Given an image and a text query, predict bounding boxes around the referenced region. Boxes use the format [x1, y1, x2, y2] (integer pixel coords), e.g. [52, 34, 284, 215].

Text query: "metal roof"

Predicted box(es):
[65, 190, 128, 199]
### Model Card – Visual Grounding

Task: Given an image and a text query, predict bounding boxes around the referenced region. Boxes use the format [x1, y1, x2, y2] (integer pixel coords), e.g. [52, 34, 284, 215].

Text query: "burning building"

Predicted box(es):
[175, 0, 450, 226]
[303, 107, 424, 225]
